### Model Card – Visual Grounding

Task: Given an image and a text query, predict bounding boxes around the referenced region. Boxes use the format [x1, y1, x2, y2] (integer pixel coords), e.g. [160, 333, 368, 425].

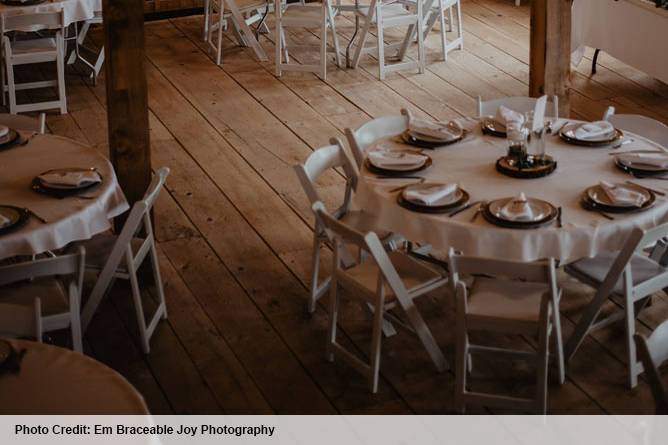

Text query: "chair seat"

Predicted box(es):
[0, 278, 67, 316]
[467, 277, 549, 321]
[567, 251, 667, 295]
[354, 3, 413, 20]
[339, 210, 391, 239]
[10, 38, 57, 55]
[344, 251, 445, 301]
[75, 234, 145, 271]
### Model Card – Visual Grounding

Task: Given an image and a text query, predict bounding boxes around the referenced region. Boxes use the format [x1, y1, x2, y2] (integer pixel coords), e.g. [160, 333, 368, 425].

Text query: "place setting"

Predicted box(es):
[32, 167, 103, 199]
[402, 115, 467, 149]
[580, 181, 657, 220]
[480, 105, 522, 138]
[0, 0, 48, 6]
[0, 204, 30, 235]
[613, 150, 668, 179]
[480, 192, 560, 229]
[396, 182, 472, 215]
[365, 146, 433, 177]
[0, 124, 23, 151]
[558, 120, 624, 147]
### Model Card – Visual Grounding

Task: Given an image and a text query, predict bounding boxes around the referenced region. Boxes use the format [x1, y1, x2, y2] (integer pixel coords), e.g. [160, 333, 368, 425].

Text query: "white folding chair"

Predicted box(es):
[0, 247, 85, 351]
[477, 95, 559, 120]
[564, 223, 668, 388]
[350, 0, 425, 80]
[634, 319, 668, 414]
[275, 0, 342, 81]
[0, 301, 41, 342]
[205, 0, 270, 65]
[68, 11, 104, 84]
[603, 109, 668, 149]
[344, 108, 410, 168]
[295, 138, 401, 313]
[397, 0, 463, 62]
[0, 112, 45, 133]
[79, 167, 170, 354]
[313, 201, 448, 393]
[449, 250, 565, 414]
[1, 9, 67, 114]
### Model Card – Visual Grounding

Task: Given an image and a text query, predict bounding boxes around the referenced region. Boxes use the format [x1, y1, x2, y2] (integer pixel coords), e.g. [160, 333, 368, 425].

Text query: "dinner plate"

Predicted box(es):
[397, 188, 469, 214]
[401, 130, 464, 148]
[481, 117, 507, 137]
[33, 168, 103, 197]
[0, 0, 47, 5]
[615, 153, 668, 174]
[36, 167, 102, 190]
[365, 155, 433, 176]
[487, 197, 557, 223]
[402, 183, 464, 207]
[367, 151, 428, 172]
[559, 123, 624, 147]
[0, 129, 20, 151]
[581, 190, 656, 214]
[585, 183, 651, 209]
[0, 205, 29, 235]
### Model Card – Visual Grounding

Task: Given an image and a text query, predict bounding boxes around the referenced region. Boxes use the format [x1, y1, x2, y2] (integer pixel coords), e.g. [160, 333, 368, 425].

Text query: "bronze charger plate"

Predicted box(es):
[481, 117, 507, 138]
[0, 129, 20, 151]
[581, 189, 656, 214]
[559, 123, 624, 147]
[0, 205, 29, 235]
[32, 168, 103, 198]
[365, 155, 433, 177]
[482, 198, 558, 229]
[397, 188, 469, 214]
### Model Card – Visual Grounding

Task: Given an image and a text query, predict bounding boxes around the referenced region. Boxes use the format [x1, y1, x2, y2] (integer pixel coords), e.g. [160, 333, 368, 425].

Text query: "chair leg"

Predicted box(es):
[327, 4, 342, 68]
[625, 296, 639, 388]
[326, 275, 339, 362]
[216, 10, 224, 65]
[454, 318, 467, 413]
[416, 9, 425, 74]
[439, 3, 448, 61]
[6, 57, 16, 114]
[402, 299, 448, 371]
[448, 3, 454, 32]
[56, 36, 67, 114]
[591, 48, 600, 76]
[351, 15, 372, 69]
[309, 235, 322, 313]
[551, 303, 565, 385]
[320, 11, 328, 81]
[377, 18, 386, 80]
[149, 244, 168, 320]
[536, 314, 550, 414]
[456, 0, 463, 50]
[128, 266, 151, 354]
[368, 300, 384, 393]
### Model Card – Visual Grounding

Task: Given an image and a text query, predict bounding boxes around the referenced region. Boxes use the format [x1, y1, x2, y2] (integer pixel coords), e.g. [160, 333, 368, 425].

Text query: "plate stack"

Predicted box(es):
[482, 194, 558, 229]
[582, 182, 655, 214]
[397, 183, 469, 214]
[615, 151, 668, 178]
[365, 150, 432, 176]
[32, 168, 103, 198]
[403, 118, 465, 148]
[560, 121, 623, 147]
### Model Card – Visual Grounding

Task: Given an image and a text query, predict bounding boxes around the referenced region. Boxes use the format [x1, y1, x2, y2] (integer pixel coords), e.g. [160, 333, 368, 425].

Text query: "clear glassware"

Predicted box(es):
[506, 120, 528, 162]
[525, 111, 547, 163]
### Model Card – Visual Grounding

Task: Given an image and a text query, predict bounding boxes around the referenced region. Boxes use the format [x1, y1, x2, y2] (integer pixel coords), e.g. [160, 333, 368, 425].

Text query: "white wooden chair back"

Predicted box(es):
[0, 112, 46, 134]
[1, 9, 64, 33]
[294, 138, 358, 219]
[345, 109, 410, 167]
[606, 114, 668, 149]
[0, 248, 85, 290]
[634, 320, 668, 414]
[0, 301, 41, 341]
[477, 95, 559, 119]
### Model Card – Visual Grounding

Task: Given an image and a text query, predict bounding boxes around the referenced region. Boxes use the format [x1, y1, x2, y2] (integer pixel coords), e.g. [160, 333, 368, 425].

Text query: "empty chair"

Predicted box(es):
[0, 301, 41, 342]
[398, 0, 463, 62]
[205, 0, 269, 65]
[477, 96, 559, 120]
[603, 108, 668, 148]
[295, 138, 400, 313]
[69, 10, 105, 84]
[634, 320, 668, 414]
[275, 0, 341, 80]
[0, 112, 46, 133]
[345, 108, 410, 167]
[448, 249, 565, 414]
[313, 201, 448, 392]
[0, 247, 85, 351]
[1, 9, 67, 114]
[564, 223, 668, 388]
[350, 0, 425, 80]
[78, 167, 170, 354]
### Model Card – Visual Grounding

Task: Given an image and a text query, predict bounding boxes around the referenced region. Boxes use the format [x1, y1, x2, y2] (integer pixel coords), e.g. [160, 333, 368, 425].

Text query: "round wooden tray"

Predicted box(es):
[496, 155, 557, 179]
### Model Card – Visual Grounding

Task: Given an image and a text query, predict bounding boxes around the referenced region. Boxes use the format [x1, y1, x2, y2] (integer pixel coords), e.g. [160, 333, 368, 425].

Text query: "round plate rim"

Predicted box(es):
[365, 155, 433, 176]
[487, 197, 558, 224]
[401, 130, 463, 148]
[559, 123, 623, 147]
[0, 204, 29, 235]
[481, 117, 507, 137]
[401, 183, 464, 207]
[397, 189, 470, 213]
[585, 183, 652, 209]
[614, 154, 668, 174]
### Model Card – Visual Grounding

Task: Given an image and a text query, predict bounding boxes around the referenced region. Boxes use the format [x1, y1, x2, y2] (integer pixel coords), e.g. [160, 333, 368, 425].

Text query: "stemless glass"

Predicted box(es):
[525, 111, 546, 163]
[506, 120, 528, 162]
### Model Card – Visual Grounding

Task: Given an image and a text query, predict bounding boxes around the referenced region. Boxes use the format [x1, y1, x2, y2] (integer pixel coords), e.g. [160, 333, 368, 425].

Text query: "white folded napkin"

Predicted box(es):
[38, 170, 101, 188]
[0, 213, 10, 228]
[500, 192, 537, 222]
[0, 125, 8, 138]
[574, 121, 615, 141]
[617, 152, 668, 169]
[599, 181, 646, 207]
[409, 118, 462, 141]
[495, 105, 525, 127]
[367, 150, 427, 169]
[403, 183, 458, 206]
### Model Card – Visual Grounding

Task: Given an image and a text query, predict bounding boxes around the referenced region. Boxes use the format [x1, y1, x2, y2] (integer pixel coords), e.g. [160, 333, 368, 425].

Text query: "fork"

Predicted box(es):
[25, 208, 48, 223]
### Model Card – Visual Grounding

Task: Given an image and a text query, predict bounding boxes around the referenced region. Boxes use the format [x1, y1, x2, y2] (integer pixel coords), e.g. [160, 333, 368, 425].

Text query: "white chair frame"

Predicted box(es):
[564, 223, 668, 388]
[0, 112, 46, 133]
[344, 108, 410, 168]
[67, 11, 104, 85]
[0, 247, 85, 351]
[1, 9, 67, 114]
[350, 0, 425, 80]
[275, 0, 342, 81]
[0, 300, 41, 341]
[634, 319, 668, 414]
[448, 249, 565, 414]
[80, 167, 170, 354]
[477, 95, 560, 120]
[397, 0, 463, 62]
[313, 201, 448, 392]
[603, 108, 668, 149]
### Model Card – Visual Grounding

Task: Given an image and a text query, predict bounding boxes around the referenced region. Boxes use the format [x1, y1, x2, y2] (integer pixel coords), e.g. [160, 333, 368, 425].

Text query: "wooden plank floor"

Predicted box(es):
[27, 0, 668, 414]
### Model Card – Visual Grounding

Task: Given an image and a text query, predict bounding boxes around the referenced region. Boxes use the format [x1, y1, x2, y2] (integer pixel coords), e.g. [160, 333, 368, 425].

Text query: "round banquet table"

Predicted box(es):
[0, 0, 100, 28]
[0, 339, 149, 414]
[354, 118, 668, 263]
[0, 134, 128, 260]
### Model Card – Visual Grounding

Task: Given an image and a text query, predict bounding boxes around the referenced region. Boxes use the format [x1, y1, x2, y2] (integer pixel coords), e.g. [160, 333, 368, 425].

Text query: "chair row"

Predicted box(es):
[0, 167, 171, 355]
[294, 104, 668, 413]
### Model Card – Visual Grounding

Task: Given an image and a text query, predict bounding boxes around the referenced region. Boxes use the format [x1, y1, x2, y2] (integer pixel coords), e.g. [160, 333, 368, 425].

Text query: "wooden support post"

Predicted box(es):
[530, 0, 571, 117]
[103, 0, 151, 210]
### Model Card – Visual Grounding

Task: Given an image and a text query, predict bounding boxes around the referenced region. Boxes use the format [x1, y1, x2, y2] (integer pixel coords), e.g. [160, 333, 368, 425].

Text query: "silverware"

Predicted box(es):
[469, 201, 486, 222]
[552, 121, 569, 135]
[448, 200, 481, 218]
[557, 206, 563, 228]
[25, 208, 47, 223]
[374, 175, 423, 180]
[630, 172, 668, 181]
[594, 210, 615, 220]
[625, 180, 666, 197]
[611, 139, 634, 149]
[607, 149, 664, 156]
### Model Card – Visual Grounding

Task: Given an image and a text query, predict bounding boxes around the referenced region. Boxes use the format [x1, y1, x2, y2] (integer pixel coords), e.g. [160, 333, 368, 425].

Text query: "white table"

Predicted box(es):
[571, 0, 668, 84]
[0, 339, 148, 414]
[0, 0, 100, 27]
[354, 118, 668, 263]
[0, 134, 128, 260]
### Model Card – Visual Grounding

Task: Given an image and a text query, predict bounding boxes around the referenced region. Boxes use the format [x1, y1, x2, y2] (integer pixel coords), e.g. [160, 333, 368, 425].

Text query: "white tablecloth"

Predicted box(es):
[571, 0, 668, 84]
[0, 134, 128, 260]
[0, 339, 148, 414]
[354, 118, 668, 263]
[0, 0, 101, 27]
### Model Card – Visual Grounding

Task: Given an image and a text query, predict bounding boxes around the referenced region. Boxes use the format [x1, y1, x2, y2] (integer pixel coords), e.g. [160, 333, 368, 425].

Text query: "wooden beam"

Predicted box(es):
[529, 0, 571, 116]
[103, 0, 151, 209]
